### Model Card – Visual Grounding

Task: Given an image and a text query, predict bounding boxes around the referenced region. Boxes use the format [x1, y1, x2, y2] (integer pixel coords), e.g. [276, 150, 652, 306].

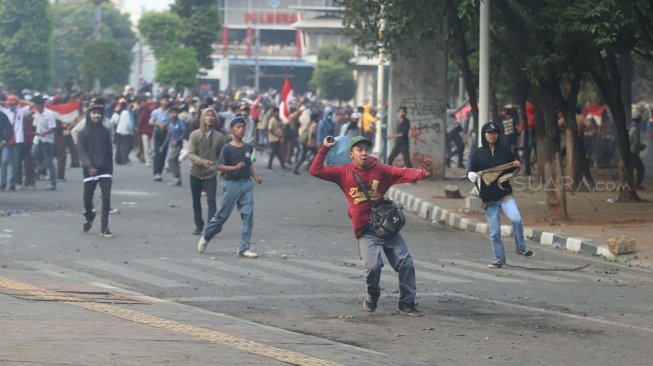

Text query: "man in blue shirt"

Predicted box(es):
[149, 95, 171, 181]
[161, 105, 186, 186]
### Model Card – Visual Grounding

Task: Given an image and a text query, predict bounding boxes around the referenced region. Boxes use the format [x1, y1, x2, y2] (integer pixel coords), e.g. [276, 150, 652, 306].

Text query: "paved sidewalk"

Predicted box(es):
[388, 169, 653, 268]
[0, 268, 427, 366]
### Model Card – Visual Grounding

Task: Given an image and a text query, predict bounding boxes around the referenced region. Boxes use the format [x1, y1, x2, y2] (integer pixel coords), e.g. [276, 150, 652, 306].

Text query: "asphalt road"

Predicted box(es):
[1, 155, 652, 365]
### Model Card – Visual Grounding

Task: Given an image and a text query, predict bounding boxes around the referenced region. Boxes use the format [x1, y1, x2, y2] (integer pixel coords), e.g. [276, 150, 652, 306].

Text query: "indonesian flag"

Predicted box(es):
[279, 78, 294, 122]
[46, 100, 82, 123]
[583, 104, 607, 125]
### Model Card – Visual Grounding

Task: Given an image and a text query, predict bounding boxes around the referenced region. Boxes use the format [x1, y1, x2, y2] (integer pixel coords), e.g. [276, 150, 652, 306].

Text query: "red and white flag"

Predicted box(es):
[46, 100, 82, 123]
[279, 78, 294, 122]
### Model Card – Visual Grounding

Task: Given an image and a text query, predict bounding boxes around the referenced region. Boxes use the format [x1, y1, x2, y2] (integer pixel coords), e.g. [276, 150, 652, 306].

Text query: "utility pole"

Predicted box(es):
[478, 0, 490, 147]
[254, 28, 260, 91]
[373, 6, 385, 157]
[92, 0, 102, 94]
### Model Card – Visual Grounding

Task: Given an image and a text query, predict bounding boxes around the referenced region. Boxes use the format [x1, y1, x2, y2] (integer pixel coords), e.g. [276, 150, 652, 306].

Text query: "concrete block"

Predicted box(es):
[608, 236, 636, 255]
[465, 196, 483, 212]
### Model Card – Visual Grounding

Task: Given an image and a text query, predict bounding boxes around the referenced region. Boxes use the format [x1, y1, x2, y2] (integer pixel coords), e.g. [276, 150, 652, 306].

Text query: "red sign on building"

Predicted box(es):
[244, 12, 298, 24]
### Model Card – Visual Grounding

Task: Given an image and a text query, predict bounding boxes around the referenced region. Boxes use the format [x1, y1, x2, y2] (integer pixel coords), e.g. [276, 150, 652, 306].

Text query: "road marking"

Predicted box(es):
[443, 259, 577, 283]
[252, 259, 360, 285]
[414, 260, 522, 283]
[77, 260, 189, 288]
[305, 258, 471, 284]
[190, 258, 305, 285]
[134, 259, 249, 287]
[171, 293, 359, 302]
[0, 277, 343, 366]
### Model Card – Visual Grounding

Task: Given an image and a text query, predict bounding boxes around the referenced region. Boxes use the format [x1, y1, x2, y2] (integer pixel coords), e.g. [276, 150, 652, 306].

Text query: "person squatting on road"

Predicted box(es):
[197, 116, 263, 258]
[188, 108, 225, 236]
[467, 122, 534, 269]
[77, 102, 114, 238]
[310, 135, 433, 316]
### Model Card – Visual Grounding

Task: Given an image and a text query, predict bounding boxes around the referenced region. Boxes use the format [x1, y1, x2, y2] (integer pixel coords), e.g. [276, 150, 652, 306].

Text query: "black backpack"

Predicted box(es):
[353, 172, 405, 238]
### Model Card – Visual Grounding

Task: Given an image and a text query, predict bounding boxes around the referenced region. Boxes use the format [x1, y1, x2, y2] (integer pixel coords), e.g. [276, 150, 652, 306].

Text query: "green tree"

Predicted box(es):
[79, 39, 131, 90]
[170, 0, 220, 70]
[137, 11, 183, 58]
[0, 0, 52, 91]
[309, 45, 356, 102]
[154, 47, 199, 88]
[51, 2, 135, 91]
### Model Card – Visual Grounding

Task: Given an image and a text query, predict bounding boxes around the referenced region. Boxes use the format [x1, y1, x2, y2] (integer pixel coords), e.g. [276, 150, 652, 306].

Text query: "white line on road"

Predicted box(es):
[77, 260, 189, 288]
[415, 260, 523, 283]
[134, 259, 249, 287]
[190, 258, 305, 285]
[252, 259, 360, 285]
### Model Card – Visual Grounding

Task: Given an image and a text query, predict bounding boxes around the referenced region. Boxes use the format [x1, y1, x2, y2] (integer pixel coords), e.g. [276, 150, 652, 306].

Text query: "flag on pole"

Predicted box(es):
[279, 78, 294, 122]
[45, 100, 82, 123]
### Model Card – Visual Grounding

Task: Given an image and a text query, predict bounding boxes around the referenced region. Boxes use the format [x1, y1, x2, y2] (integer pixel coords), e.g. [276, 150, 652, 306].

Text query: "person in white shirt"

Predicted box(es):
[31, 95, 57, 190]
[111, 98, 133, 165]
[0, 94, 32, 191]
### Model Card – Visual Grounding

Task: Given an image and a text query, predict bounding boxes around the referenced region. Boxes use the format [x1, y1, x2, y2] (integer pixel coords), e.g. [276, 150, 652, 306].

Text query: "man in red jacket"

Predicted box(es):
[310, 135, 432, 316]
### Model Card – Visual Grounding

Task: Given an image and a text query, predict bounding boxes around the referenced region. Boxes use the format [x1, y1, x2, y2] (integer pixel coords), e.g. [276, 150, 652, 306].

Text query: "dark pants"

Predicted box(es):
[83, 177, 112, 232]
[388, 143, 412, 168]
[633, 153, 645, 187]
[152, 130, 167, 175]
[294, 145, 317, 173]
[268, 141, 285, 169]
[18, 142, 34, 186]
[190, 175, 217, 231]
[31, 142, 56, 188]
[115, 133, 132, 164]
[55, 135, 79, 179]
[446, 129, 465, 166]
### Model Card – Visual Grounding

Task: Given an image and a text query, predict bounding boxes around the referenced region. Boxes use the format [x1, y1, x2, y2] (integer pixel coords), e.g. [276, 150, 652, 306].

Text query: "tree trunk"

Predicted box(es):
[589, 51, 640, 202]
[516, 81, 531, 175]
[532, 83, 569, 221]
[556, 77, 583, 191]
[446, 0, 478, 143]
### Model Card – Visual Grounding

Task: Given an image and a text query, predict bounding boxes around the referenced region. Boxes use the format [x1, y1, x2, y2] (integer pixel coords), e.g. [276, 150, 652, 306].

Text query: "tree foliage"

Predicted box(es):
[137, 11, 183, 59]
[51, 2, 135, 91]
[79, 39, 131, 90]
[309, 46, 356, 102]
[154, 47, 199, 88]
[170, 0, 220, 70]
[0, 0, 52, 91]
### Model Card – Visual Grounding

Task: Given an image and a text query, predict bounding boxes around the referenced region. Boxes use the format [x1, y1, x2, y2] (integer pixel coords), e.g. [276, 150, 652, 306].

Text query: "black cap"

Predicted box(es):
[229, 116, 246, 127]
[32, 95, 45, 105]
[485, 122, 500, 132]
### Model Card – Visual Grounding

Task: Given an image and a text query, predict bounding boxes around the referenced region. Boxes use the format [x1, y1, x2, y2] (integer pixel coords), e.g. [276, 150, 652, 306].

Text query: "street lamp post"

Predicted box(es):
[478, 0, 490, 148]
[92, 0, 102, 94]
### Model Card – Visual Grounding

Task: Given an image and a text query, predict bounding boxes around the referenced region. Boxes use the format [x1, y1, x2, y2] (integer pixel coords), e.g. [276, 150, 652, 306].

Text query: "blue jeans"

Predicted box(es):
[1, 143, 23, 190]
[203, 179, 254, 253]
[483, 196, 527, 263]
[31, 142, 56, 188]
[357, 231, 417, 306]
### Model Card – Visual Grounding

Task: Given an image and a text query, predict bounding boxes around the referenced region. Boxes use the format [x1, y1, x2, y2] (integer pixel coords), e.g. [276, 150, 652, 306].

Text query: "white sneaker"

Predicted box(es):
[237, 250, 258, 258]
[154, 174, 162, 181]
[197, 236, 208, 253]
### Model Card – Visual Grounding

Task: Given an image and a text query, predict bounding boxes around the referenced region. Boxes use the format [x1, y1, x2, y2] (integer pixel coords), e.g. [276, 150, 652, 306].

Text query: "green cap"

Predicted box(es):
[349, 135, 372, 151]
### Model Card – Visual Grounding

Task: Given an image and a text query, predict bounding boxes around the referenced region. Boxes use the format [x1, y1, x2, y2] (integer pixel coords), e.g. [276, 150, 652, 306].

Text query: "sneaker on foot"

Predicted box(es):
[192, 227, 203, 236]
[99, 230, 113, 238]
[197, 236, 208, 253]
[397, 301, 422, 316]
[83, 212, 96, 233]
[168, 178, 181, 186]
[516, 249, 534, 257]
[488, 261, 503, 269]
[154, 174, 162, 181]
[237, 250, 258, 258]
[109, 208, 120, 214]
[363, 294, 380, 312]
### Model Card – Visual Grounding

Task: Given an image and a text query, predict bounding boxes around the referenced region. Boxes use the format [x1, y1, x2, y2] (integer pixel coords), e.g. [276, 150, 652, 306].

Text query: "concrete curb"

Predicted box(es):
[387, 187, 614, 259]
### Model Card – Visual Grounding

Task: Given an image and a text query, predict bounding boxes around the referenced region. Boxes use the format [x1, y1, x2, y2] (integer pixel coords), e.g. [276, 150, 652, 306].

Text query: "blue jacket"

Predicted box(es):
[317, 106, 335, 143]
[163, 119, 187, 147]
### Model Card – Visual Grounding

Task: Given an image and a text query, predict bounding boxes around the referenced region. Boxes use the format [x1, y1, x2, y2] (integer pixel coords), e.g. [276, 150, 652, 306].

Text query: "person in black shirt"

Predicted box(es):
[197, 116, 262, 257]
[386, 106, 412, 168]
[468, 122, 533, 268]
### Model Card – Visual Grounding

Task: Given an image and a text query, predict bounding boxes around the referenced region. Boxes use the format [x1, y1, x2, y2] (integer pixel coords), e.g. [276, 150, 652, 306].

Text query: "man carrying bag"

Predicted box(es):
[310, 135, 433, 316]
